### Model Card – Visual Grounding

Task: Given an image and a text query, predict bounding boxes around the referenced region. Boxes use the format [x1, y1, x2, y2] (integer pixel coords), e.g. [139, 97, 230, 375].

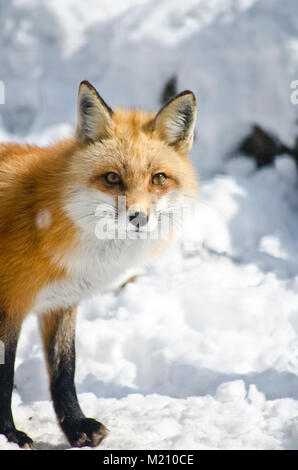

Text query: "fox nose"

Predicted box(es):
[129, 211, 148, 228]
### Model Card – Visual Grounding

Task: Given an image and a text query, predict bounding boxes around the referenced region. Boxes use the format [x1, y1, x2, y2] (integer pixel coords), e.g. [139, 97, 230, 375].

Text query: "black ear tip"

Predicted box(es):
[177, 90, 196, 103]
[161, 90, 196, 110]
[78, 81, 113, 116]
[79, 80, 94, 92]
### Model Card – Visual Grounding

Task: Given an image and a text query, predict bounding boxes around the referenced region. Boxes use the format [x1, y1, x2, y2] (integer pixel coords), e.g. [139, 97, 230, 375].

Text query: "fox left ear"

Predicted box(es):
[76, 81, 113, 143]
[152, 91, 197, 153]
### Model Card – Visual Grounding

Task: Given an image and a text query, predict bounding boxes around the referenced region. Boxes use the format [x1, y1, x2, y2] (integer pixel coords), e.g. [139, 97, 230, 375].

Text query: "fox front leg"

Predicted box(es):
[39, 306, 107, 447]
[0, 312, 34, 448]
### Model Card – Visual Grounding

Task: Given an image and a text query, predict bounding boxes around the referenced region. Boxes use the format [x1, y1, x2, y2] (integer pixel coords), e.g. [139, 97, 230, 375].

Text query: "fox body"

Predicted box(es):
[0, 81, 197, 448]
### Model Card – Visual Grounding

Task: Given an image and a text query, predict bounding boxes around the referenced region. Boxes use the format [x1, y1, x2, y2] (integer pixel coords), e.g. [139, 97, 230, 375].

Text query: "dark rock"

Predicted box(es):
[239, 125, 291, 168]
[160, 76, 177, 105]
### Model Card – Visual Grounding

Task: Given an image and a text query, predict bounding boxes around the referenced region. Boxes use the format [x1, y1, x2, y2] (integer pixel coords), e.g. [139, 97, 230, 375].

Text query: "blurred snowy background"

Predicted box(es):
[1, 0, 298, 450]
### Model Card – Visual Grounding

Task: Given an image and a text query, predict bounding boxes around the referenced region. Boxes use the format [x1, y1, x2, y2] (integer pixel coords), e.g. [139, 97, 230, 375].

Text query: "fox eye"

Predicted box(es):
[104, 172, 121, 185]
[152, 173, 167, 186]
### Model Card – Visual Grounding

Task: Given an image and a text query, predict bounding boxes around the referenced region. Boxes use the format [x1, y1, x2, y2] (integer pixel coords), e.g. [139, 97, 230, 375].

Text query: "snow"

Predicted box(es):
[1, 0, 298, 450]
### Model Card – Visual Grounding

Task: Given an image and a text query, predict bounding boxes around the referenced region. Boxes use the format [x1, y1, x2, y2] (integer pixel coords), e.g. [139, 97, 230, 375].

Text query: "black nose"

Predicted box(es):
[129, 211, 148, 228]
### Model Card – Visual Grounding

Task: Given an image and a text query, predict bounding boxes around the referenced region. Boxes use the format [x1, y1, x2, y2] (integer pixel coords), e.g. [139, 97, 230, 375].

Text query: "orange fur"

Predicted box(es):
[0, 139, 77, 320]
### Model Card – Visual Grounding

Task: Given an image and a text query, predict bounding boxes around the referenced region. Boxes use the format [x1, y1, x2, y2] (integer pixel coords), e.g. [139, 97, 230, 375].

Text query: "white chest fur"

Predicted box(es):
[33, 235, 157, 315]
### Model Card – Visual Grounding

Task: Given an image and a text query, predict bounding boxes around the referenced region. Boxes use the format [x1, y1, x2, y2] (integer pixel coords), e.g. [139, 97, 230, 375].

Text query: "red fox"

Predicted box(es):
[0, 81, 197, 448]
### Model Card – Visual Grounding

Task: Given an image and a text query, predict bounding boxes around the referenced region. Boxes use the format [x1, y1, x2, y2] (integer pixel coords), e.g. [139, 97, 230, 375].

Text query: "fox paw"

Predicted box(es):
[5, 429, 35, 449]
[64, 418, 108, 448]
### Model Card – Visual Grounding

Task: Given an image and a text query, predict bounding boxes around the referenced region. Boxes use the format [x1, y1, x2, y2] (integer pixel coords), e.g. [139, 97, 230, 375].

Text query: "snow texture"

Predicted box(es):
[1, 0, 298, 450]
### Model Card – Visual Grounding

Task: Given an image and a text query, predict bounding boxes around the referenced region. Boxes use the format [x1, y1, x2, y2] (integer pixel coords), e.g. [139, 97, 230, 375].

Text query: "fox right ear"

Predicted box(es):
[150, 91, 197, 154]
[76, 81, 113, 142]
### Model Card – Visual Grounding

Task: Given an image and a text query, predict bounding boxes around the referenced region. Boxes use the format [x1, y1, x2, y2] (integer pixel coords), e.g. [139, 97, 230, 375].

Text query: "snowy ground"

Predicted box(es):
[1, 0, 298, 450]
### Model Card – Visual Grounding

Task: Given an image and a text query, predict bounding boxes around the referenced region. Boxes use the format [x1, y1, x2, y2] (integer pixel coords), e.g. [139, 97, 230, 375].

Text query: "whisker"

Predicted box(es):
[95, 203, 117, 216]
[156, 204, 182, 215]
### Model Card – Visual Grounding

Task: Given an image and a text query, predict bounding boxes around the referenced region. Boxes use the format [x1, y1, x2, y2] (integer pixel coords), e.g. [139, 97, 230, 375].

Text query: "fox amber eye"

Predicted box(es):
[152, 173, 167, 186]
[104, 172, 121, 185]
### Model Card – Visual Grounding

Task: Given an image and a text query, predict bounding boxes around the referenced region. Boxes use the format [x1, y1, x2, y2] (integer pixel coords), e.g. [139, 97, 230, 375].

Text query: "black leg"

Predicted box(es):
[39, 306, 107, 447]
[0, 312, 34, 448]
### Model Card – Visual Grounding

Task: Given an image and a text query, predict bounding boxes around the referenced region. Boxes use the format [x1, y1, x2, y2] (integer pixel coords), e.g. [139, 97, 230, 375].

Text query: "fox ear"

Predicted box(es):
[76, 81, 113, 142]
[152, 91, 197, 153]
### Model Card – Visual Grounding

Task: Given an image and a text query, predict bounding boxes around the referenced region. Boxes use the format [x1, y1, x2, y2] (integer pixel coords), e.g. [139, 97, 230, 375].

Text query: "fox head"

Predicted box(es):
[64, 81, 198, 241]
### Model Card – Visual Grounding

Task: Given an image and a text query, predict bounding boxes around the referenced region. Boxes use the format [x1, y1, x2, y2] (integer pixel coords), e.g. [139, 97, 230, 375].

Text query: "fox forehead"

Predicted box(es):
[113, 108, 155, 137]
[72, 108, 187, 179]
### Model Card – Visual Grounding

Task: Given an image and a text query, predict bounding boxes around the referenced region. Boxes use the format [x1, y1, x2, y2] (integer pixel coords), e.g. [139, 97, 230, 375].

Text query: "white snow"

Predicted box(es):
[1, 0, 298, 450]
